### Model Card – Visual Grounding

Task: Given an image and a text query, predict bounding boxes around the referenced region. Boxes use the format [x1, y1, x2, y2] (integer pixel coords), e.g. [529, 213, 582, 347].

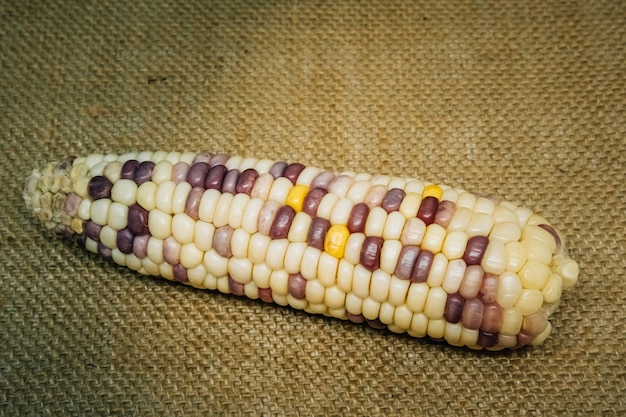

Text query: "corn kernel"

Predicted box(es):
[285, 184, 310, 212]
[324, 224, 350, 258]
[422, 184, 443, 200]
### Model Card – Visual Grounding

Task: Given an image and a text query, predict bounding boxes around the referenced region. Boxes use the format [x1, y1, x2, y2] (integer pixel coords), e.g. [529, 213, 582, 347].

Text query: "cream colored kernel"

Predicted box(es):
[203, 274, 218, 290]
[345, 293, 363, 315]
[346, 180, 372, 203]
[399, 192, 421, 218]
[248, 232, 271, 265]
[324, 286, 346, 309]
[228, 193, 250, 229]
[287, 212, 312, 242]
[317, 252, 339, 287]
[406, 282, 429, 313]
[444, 322, 463, 345]
[146, 237, 165, 264]
[336, 259, 354, 293]
[515, 289, 544, 315]
[522, 225, 557, 253]
[515, 206, 533, 228]
[344, 233, 366, 265]
[304, 302, 326, 314]
[230, 228, 251, 259]
[180, 151, 197, 165]
[90, 198, 111, 226]
[442, 231, 469, 260]
[151, 160, 173, 185]
[268, 177, 293, 205]
[239, 157, 258, 171]
[473, 197, 496, 215]
[383, 211, 405, 241]
[442, 258, 466, 294]
[556, 258, 579, 289]
[164, 152, 182, 164]
[425, 253, 449, 288]
[99, 225, 117, 249]
[492, 204, 518, 224]
[387, 277, 410, 306]
[296, 166, 321, 185]
[103, 161, 122, 183]
[266, 239, 289, 270]
[125, 253, 142, 271]
[287, 294, 308, 310]
[228, 257, 253, 284]
[388, 177, 406, 190]
[370, 174, 390, 186]
[379, 301, 396, 324]
[136, 181, 158, 211]
[393, 305, 413, 330]
[171, 213, 195, 244]
[447, 207, 472, 232]
[316, 192, 339, 220]
[70, 162, 89, 181]
[504, 241, 527, 273]
[194, 221, 215, 252]
[78, 199, 92, 220]
[84, 153, 105, 169]
[305, 279, 325, 303]
[522, 239, 552, 265]
[370, 269, 392, 303]
[171, 182, 192, 214]
[519, 260, 551, 290]
[456, 192, 477, 210]
[197, 188, 221, 223]
[203, 249, 229, 278]
[465, 212, 495, 237]
[330, 197, 353, 225]
[73, 176, 90, 198]
[542, 274, 563, 304]
[159, 263, 174, 280]
[365, 206, 387, 237]
[141, 256, 161, 277]
[361, 297, 381, 320]
[380, 239, 402, 275]
[409, 313, 429, 337]
[489, 221, 522, 244]
[530, 321, 553, 346]
[496, 272, 523, 308]
[328, 175, 354, 198]
[149, 151, 168, 163]
[440, 188, 459, 204]
[351, 264, 372, 299]
[421, 223, 447, 253]
[300, 246, 322, 280]
[404, 180, 425, 195]
[225, 155, 243, 170]
[216, 275, 231, 294]
[424, 287, 447, 319]
[252, 263, 272, 288]
[187, 264, 208, 287]
[180, 243, 204, 269]
[136, 151, 153, 163]
[500, 307, 523, 336]
[400, 217, 426, 246]
[155, 181, 176, 214]
[148, 209, 172, 240]
[253, 159, 274, 174]
[85, 237, 98, 254]
[111, 179, 138, 206]
[427, 318, 446, 340]
[481, 240, 506, 275]
[241, 198, 264, 234]
[212, 192, 234, 228]
[283, 241, 307, 274]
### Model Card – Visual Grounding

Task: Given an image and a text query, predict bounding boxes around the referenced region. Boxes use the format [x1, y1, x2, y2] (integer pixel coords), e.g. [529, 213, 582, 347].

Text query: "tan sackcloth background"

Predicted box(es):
[1, 1, 624, 415]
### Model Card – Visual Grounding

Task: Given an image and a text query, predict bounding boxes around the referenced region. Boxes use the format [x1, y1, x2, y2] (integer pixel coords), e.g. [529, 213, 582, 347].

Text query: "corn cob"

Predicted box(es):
[23, 151, 579, 350]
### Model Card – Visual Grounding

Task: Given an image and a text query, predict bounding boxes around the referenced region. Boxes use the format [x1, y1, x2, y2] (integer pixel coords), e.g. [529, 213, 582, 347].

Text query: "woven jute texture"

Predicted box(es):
[1, 1, 625, 415]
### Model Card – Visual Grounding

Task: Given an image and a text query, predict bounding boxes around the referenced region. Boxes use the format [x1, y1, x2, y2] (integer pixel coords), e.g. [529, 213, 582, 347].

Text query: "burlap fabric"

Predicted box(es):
[1, 1, 624, 415]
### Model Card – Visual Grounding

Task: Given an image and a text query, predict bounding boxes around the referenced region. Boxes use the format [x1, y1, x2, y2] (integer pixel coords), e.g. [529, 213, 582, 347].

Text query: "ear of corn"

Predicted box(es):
[24, 151, 579, 350]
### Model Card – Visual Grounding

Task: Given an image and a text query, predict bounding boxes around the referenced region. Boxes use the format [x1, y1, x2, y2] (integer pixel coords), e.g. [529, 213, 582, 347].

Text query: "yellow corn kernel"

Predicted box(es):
[324, 224, 350, 258]
[285, 184, 310, 212]
[422, 184, 443, 200]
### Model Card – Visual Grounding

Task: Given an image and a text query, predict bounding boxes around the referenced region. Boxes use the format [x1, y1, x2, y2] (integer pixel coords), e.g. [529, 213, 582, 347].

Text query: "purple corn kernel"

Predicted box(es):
[163, 236, 181, 264]
[434, 200, 456, 228]
[481, 302, 503, 333]
[417, 196, 439, 226]
[477, 330, 499, 348]
[184, 187, 204, 221]
[444, 293, 465, 324]
[171, 162, 190, 184]
[411, 249, 434, 283]
[283, 163, 305, 185]
[228, 275, 245, 295]
[236, 168, 259, 195]
[310, 171, 336, 190]
[347, 202, 369, 233]
[213, 225, 234, 258]
[461, 298, 484, 330]
[258, 287, 274, 303]
[394, 245, 420, 280]
[302, 187, 327, 217]
[270, 205, 296, 240]
[381, 188, 406, 213]
[116, 228, 135, 254]
[463, 235, 489, 265]
[221, 169, 240, 194]
[121, 160, 139, 180]
[186, 162, 210, 188]
[132, 234, 149, 259]
[288, 273, 307, 299]
[360, 236, 384, 272]
[127, 204, 149, 236]
[84, 220, 102, 242]
[307, 217, 331, 250]
[209, 154, 229, 167]
[269, 161, 288, 178]
[192, 152, 212, 164]
[88, 176, 113, 200]
[204, 164, 227, 190]
[134, 161, 155, 186]
[97, 242, 113, 262]
[173, 264, 189, 283]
